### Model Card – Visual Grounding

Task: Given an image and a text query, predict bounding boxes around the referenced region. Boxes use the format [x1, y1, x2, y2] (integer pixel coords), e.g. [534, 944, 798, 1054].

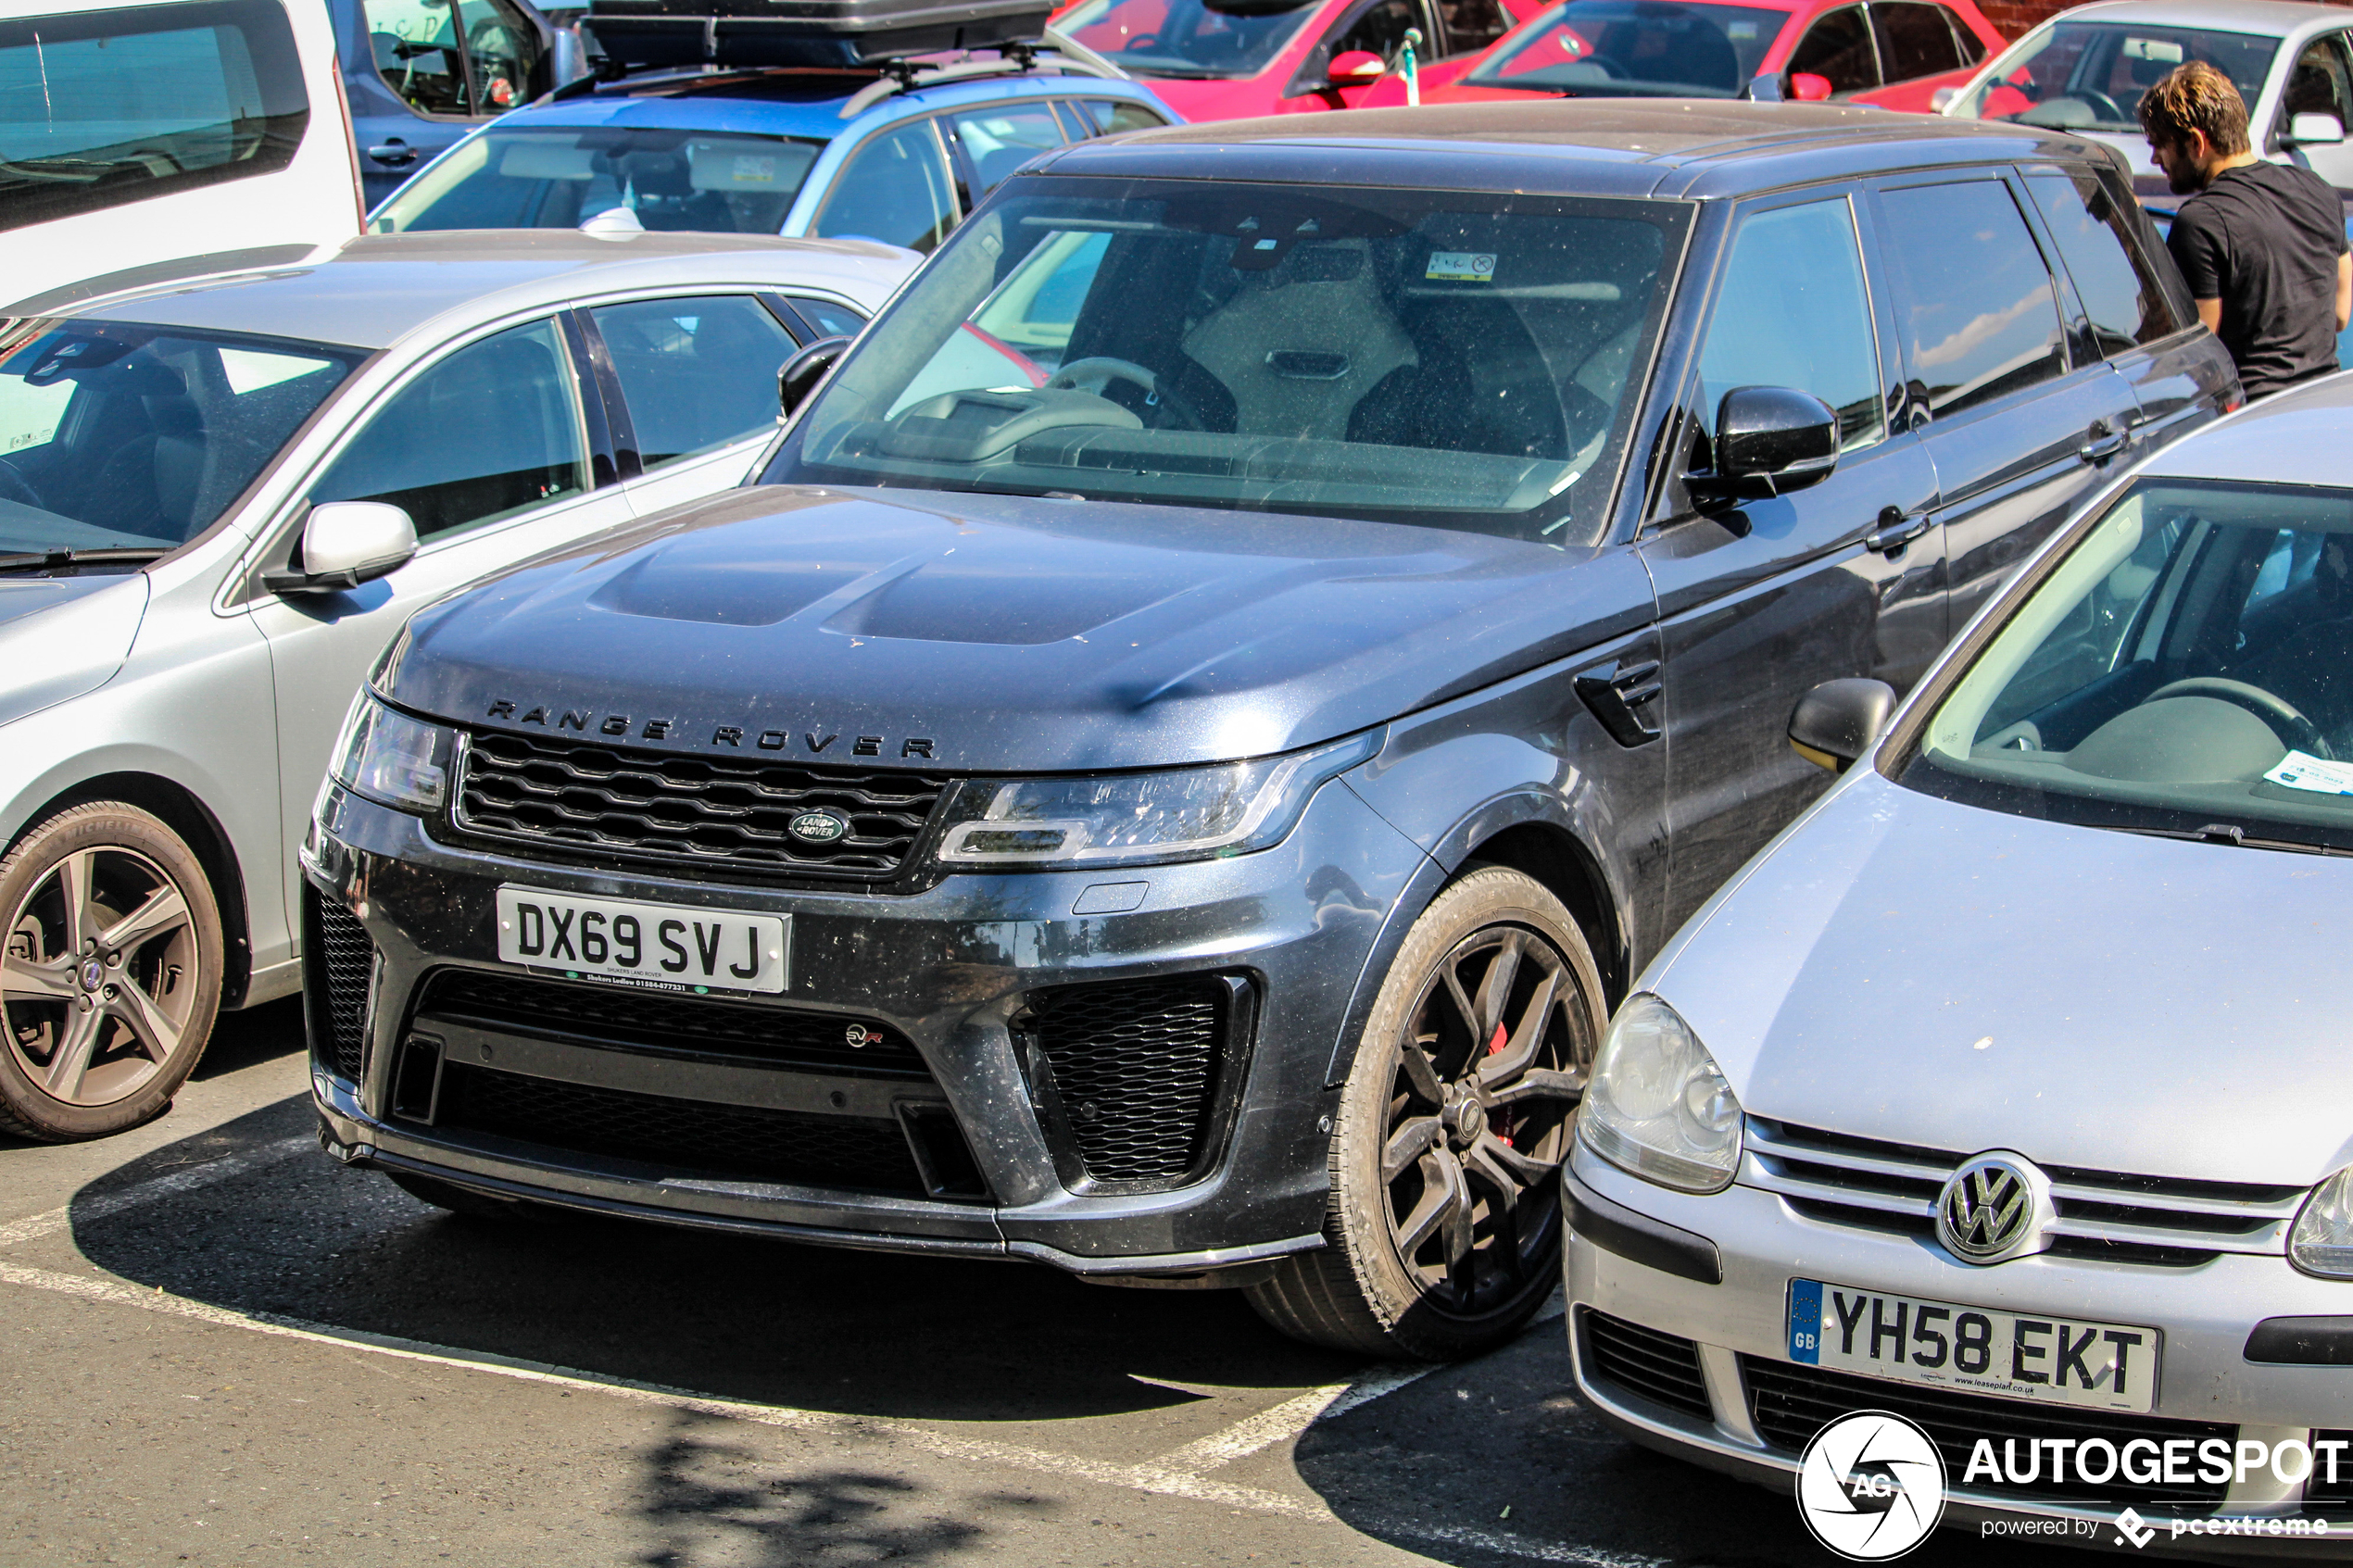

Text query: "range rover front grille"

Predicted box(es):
[1581, 1310, 1713, 1423]
[1026, 975, 1234, 1185]
[1743, 1119, 2307, 1267]
[415, 970, 931, 1080]
[1743, 1359, 2234, 1513]
[454, 728, 950, 883]
[307, 890, 375, 1084]
[432, 1061, 926, 1193]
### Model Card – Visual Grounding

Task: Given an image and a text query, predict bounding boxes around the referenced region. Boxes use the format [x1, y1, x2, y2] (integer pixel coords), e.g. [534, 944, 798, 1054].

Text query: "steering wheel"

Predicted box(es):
[1581, 55, 1628, 78]
[1045, 357, 1203, 430]
[0, 458, 44, 511]
[2146, 677, 2334, 759]
[1121, 32, 1160, 51]
[2074, 89, 2129, 122]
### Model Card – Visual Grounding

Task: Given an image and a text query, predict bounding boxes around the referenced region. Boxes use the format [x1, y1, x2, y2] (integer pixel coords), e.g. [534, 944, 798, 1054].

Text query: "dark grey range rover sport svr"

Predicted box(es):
[304, 102, 2234, 1357]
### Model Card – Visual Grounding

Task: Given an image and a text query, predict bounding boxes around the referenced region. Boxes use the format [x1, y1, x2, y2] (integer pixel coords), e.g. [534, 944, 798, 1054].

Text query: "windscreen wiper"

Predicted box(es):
[2105, 821, 2353, 858]
[0, 546, 168, 575]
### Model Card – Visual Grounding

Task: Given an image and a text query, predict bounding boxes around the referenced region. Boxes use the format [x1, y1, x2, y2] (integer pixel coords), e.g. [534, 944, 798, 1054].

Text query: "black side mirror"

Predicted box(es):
[1740, 71, 1785, 101]
[1687, 385, 1840, 508]
[778, 334, 853, 420]
[1789, 677, 1896, 772]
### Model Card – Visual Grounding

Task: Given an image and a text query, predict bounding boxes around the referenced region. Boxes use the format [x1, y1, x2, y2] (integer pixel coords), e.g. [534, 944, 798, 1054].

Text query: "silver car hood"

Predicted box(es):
[1655, 767, 2353, 1189]
[0, 574, 151, 731]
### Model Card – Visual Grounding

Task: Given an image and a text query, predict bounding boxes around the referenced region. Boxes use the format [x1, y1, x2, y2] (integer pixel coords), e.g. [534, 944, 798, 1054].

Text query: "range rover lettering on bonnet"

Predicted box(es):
[481, 700, 937, 759]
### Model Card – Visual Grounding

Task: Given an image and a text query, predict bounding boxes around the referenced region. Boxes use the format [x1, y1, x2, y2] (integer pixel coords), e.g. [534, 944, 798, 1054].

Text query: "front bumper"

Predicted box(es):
[1563, 1143, 2353, 1556]
[303, 774, 1428, 1273]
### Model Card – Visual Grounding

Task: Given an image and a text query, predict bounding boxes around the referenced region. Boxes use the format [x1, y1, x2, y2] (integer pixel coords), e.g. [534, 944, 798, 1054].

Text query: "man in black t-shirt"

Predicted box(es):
[2141, 60, 2350, 399]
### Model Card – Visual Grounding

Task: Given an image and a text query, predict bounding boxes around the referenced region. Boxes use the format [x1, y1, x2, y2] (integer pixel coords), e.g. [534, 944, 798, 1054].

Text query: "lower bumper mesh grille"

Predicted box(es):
[1743, 1359, 2233, 1512]
[432, 1061, 925, 1193]
[1581, 1309, 1713, 1423]
[2308, 1431, 2353, 1515]
[1027, 975, 1231, 1184]
[308, 891, 374, 1084]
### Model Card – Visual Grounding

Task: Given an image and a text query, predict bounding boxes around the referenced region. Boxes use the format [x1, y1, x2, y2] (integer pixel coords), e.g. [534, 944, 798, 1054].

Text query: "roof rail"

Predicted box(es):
[835, 37, 1126, 118]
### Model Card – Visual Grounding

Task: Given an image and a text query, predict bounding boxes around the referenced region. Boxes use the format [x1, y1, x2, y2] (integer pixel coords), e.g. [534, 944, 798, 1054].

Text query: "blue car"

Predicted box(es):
[366, 45, 1176, 254]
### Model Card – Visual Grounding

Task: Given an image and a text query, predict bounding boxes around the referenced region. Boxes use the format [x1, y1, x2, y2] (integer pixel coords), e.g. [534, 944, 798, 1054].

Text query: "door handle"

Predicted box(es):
[2078, 420, 2128, 463]
[1864, 507, 1931, 555]
[367, 140, 418, 167]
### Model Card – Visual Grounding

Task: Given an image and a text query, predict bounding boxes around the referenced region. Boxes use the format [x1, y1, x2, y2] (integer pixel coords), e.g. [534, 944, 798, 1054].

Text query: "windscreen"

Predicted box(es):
[1055, 0, 1325, 80]
[1902, 479, 2353, 853]
[1946, 22, 2277, 133]
[371, 127, 824, 234]
[0, 320, 361, 551]
[762, 179, 1681, 546]
[1465, 1, 1793, 97]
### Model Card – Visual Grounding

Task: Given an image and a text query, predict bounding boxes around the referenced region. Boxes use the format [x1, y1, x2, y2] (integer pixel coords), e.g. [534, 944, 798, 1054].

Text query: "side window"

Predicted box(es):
[1872, 1, 1960, 83]
[1329, 0, 1427, 65]
[1695, 198, 1886, 454]
[1072, 98, 1168, 136]
[2026, 171, 2181, 354]
[365, 0, 470, 114]
[1436, 0, 1511, 56]
[0, 0, 309, 234]
[1787, 6, 1879, 92]
[946, 105, 1066, 195]
[310, 319, 590, 540]
[453, 0, 544, 113]
[812, 121, 960, 254]
[1876, 180, 2067, 419]
[2284, 34, 2353, 131]
[590, 297, 799, 470]
[1944, 4, 1985, 65]
[786, 296, 868, 340]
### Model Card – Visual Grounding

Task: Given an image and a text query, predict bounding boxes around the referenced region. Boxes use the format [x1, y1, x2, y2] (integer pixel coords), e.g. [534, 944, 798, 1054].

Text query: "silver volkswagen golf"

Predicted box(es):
[0, 231, 912, 1141]
[1564, 373, 2353, 1547]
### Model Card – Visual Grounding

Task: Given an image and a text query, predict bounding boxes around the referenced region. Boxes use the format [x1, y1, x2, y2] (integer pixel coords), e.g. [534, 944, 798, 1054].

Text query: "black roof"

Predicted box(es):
[1033, 101, 2120, 200]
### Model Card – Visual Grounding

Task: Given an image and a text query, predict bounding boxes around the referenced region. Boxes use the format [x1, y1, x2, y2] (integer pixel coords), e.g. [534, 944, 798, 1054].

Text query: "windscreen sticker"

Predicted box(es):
[2265, 749, 2353, 796]
[731, 156, 777, 183]
[1426, 251, 1497, 282]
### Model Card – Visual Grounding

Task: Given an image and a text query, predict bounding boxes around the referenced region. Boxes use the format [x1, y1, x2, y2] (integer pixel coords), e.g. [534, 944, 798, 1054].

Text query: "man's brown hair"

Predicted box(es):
[2138, 59, 2252, 156]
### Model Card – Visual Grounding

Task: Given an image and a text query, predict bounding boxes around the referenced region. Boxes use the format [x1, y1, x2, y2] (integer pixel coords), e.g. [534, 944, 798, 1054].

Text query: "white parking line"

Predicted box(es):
[0, 1141, 1644, 1565]
[0, 1135, 313, 1249]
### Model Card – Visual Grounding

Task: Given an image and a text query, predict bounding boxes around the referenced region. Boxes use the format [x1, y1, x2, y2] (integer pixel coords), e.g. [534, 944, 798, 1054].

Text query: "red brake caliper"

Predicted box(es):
[1485, 1022, 1515, 1147]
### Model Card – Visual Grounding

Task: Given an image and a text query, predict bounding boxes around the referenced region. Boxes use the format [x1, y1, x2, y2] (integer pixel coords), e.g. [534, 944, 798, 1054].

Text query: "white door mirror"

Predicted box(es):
[265, 501, 417, 596]
[1930, 84, 1959, 112]
[2288, 110, 2347, 145]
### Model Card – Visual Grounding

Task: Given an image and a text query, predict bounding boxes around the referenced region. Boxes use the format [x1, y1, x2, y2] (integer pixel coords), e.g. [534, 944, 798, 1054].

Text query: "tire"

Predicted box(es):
[1248, 865, 1606, 1360]
[0, 803, 223, 1143]
[384, 1170, 561, 1223]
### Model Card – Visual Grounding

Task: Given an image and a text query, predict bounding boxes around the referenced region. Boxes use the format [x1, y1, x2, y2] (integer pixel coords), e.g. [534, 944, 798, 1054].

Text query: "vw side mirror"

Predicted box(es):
[2287, 111, 2347, 146]
[779, 333, 853, 420]
[1790, 678, 1896, 772]
[1930, 84, 1959, 112]
[263, 501, 417, 596]
[1686, 385, 1840, 508]
[1328, 49, 1386, 84]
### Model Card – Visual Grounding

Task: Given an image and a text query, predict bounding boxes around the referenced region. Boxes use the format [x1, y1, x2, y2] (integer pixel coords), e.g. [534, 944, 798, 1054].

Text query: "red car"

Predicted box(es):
[1050, 0, 1554, 120]
[1354, 0, 2006, 111]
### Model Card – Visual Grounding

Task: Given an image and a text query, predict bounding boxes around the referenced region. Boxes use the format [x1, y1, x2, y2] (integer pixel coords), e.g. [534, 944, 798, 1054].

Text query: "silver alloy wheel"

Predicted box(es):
[1381, 925, 1589, 1314]
[2, 845, 201, 1107]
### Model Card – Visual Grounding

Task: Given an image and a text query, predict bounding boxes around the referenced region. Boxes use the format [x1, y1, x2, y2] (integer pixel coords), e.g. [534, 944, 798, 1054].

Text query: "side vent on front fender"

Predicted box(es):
[1573, 633, 1665, 747]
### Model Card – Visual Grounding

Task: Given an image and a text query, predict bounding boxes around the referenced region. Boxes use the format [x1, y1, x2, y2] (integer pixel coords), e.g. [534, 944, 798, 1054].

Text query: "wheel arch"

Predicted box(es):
[4, 772, 255, 1010]
[1453, 821, 1629, 1009]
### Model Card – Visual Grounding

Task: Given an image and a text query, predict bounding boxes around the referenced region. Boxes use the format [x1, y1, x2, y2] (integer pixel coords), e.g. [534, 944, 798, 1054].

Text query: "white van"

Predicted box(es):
[1, 0, 363, 310]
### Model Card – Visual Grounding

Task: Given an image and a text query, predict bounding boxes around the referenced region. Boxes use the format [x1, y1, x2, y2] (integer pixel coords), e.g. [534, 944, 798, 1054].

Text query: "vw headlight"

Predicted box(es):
[1578, 994, 1743, 1193]
[936, 731, 1380, 870]
[2291, 1167, 2353, 1278]
[328, 693, 450, 814]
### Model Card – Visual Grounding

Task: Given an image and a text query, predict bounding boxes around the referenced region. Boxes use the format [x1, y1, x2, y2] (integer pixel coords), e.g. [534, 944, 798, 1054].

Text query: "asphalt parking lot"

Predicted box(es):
[1, 1005, 2082, 1568]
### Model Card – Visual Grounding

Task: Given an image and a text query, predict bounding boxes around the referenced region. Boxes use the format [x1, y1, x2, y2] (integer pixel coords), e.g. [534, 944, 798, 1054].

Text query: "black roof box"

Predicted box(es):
[584, 0, 1057, 69]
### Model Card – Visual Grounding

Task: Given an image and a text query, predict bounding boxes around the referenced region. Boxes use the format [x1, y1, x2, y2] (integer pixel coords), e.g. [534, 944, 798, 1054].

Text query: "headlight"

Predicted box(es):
[936, 730, 1380, 869]
[1578, 994, 1743, 1193]
[2291, 1167, 2353, 1278]
[328, 694, 450, 814]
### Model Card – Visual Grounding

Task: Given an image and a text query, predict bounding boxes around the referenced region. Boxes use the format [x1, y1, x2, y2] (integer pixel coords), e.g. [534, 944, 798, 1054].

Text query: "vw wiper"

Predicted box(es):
[2104, 821, 2353, 858]
[0, 546, 168, 575]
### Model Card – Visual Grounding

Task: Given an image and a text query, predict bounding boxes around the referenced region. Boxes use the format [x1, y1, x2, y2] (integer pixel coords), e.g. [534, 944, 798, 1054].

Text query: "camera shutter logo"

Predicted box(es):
[1797, 1411, 1946, 1561]
[1935, 1151, 2056, 1264]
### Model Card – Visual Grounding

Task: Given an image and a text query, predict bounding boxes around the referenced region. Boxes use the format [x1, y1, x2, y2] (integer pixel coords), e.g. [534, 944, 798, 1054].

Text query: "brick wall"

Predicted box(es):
[1975, 0, 2353, 41]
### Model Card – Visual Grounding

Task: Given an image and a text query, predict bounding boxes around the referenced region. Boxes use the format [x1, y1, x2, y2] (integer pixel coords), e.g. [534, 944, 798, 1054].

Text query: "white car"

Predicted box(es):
[0, 230, 912, 1141]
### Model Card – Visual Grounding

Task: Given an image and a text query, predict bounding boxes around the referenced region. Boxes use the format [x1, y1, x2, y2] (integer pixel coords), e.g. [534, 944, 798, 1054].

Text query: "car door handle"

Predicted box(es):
[367, 140, 418, 167]
[2078, 420, 2129, 463]
[1864, 507, 1931, 555]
